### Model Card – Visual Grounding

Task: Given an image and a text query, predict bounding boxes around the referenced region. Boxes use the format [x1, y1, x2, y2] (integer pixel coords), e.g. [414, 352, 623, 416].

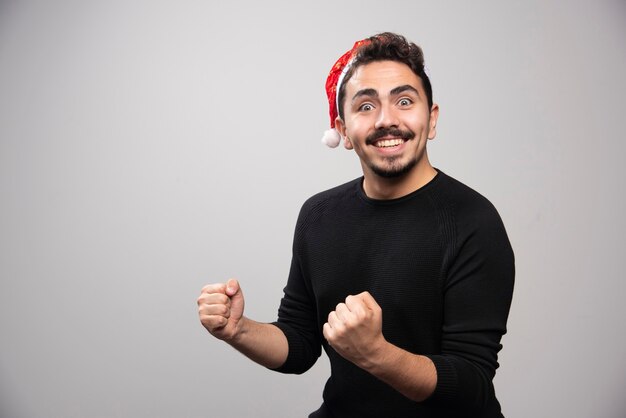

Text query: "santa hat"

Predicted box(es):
[321, 39, 370, 148]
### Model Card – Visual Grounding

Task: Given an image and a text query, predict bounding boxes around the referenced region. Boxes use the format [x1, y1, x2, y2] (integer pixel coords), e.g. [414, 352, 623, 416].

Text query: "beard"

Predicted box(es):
[369, 155, 418, 178]
[365, 127, 417, 178]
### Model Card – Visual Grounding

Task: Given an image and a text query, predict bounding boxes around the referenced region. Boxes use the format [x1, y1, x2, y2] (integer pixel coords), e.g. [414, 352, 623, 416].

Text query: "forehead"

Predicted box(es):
[347, 60, 424, 95]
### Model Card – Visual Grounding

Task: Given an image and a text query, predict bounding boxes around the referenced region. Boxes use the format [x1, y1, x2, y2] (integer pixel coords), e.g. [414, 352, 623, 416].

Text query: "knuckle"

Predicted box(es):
[201, 284, 215, 293]
[334, 321, 346, 332]
[200, 314, 212, 327]
[203, 315, 227, 329]
[323, 325, 333, 339]
[201, 283, 225, 294]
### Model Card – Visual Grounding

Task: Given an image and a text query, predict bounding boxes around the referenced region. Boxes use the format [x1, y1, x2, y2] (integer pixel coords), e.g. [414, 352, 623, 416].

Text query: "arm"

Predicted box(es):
[424, 209, 515, 407]
[270, 253, 323, 374]
[324, 201, 515, 408]
[199, 198, 325, 374]
[323, 292, 436, 402]
[198, 279, 288, 369]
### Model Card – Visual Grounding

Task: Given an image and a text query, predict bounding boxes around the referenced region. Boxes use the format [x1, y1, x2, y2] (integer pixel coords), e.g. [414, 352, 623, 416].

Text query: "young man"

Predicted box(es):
[198, 33, 515, 417]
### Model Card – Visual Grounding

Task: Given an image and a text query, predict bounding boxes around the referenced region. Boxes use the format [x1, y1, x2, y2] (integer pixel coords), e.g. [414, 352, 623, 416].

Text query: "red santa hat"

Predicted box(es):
[321, 39, 370, 148]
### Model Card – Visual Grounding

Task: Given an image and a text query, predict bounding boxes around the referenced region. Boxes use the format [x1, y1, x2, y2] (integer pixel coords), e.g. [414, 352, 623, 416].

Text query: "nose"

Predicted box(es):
[374, 102, 399, 129]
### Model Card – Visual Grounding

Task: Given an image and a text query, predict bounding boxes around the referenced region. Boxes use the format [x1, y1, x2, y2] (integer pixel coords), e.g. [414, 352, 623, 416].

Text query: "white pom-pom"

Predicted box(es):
[321, 128, 341, 148]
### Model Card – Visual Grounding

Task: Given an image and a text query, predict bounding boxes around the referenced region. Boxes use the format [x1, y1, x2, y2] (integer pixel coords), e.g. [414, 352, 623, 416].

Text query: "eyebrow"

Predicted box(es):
[351, 88, 378, 103]
[351, 84, 420, 103]
[390, 84, 420, 97]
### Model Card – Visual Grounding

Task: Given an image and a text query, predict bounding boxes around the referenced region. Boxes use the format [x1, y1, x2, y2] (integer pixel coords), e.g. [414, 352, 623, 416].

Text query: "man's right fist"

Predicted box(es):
[197, 278, 245, 342]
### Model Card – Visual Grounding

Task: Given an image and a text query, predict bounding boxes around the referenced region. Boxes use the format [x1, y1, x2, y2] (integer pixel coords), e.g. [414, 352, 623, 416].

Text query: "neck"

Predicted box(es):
[362, 162, 437, 200]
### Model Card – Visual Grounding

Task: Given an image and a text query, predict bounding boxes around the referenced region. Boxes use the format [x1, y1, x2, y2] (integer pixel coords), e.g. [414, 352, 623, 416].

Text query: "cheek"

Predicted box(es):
[347, 114, 375, 134]
[408, 118, 430, 136]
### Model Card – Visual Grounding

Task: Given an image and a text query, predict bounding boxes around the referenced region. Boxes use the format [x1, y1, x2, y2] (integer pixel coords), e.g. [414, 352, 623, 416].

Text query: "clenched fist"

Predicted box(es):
[323, 292, 387, 369]
[197, 279, 245, 342]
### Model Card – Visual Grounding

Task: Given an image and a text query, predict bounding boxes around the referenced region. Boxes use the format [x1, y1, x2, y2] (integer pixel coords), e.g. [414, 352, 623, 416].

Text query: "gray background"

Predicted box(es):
[1, 0, 625, 417]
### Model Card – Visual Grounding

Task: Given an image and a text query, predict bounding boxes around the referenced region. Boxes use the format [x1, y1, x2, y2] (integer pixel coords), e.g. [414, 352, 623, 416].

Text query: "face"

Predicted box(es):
[335, 60, 439, 180]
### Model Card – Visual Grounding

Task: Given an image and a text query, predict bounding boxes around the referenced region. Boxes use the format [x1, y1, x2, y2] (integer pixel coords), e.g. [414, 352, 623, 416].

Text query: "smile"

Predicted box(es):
[374, 138, 405, 148]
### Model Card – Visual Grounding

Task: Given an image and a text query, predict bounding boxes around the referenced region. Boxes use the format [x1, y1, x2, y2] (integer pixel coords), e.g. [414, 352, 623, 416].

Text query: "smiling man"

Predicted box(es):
[198, 33, 515, 417]
[335, 59, 438, 198]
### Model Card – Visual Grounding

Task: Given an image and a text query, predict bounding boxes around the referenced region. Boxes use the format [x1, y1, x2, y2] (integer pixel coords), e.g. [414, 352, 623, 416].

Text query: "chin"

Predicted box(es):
[370, 158, 418, 178]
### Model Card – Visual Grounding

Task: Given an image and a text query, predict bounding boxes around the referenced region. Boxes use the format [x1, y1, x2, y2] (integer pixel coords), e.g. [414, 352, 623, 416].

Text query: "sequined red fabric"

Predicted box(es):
[325, 39, 370, 128]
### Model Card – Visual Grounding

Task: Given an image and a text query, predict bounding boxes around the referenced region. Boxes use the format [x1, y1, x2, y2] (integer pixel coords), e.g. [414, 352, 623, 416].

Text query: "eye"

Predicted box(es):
[398, 98, 413, 107]
[358, 103, 375, 112]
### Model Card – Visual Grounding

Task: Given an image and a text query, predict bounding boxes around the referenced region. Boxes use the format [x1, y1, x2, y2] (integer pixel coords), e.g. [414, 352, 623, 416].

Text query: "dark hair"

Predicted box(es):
[337, 32, 433, 120]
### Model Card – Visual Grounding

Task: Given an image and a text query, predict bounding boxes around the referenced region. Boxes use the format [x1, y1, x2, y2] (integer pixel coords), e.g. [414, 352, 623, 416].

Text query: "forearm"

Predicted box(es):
[363, 340, 437, 402]
[324, 292, 437, 402]
[227, 316, 289, 369]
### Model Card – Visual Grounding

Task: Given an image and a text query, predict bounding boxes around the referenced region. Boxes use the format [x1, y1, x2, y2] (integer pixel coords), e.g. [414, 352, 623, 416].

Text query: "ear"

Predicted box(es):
[335, 117, 353, 150]
[427, 103, 439, 140]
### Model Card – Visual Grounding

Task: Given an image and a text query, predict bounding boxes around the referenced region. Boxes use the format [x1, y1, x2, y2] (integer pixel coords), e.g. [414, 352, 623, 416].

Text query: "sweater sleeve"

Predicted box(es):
[269, 204, 322, 375]
[425, 198, 515, 410]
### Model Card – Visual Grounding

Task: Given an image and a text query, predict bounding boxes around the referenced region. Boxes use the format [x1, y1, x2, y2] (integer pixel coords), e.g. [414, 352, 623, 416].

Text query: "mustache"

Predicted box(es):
[365, 128, 415, 145]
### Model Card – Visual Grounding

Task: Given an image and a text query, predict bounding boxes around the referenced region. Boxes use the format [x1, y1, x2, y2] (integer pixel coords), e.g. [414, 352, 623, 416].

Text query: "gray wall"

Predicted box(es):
[1, 0, 625, 417]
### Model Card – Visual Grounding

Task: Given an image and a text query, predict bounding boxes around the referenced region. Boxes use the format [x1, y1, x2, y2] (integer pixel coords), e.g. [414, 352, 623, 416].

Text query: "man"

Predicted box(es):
[198, 32, 515, 417]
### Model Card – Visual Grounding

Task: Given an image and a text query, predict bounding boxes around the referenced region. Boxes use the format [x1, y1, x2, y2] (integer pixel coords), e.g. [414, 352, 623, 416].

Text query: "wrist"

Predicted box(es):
[361, 337, 392, 373]
[225, 316, 248, 346]
[363, 343, 437, 402]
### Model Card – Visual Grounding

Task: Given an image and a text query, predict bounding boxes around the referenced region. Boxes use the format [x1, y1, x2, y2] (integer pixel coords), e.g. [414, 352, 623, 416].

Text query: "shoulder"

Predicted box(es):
[293, 178, 360, 235]
[434, 172, 515, 284]
[432, 171, 504, 229]
[300, 177, 360, 214]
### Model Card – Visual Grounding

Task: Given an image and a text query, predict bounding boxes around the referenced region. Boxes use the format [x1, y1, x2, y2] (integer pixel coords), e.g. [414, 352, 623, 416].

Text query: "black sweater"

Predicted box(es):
[272, 171, 515, 417]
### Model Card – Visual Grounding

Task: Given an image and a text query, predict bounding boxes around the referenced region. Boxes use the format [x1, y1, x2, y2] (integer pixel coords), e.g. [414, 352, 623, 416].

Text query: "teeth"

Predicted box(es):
[376, 139, 404, 148]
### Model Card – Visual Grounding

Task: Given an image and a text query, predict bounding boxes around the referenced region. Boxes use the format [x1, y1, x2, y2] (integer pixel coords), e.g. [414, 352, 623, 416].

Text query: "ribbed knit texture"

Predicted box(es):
[271, 170, 515, 417]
